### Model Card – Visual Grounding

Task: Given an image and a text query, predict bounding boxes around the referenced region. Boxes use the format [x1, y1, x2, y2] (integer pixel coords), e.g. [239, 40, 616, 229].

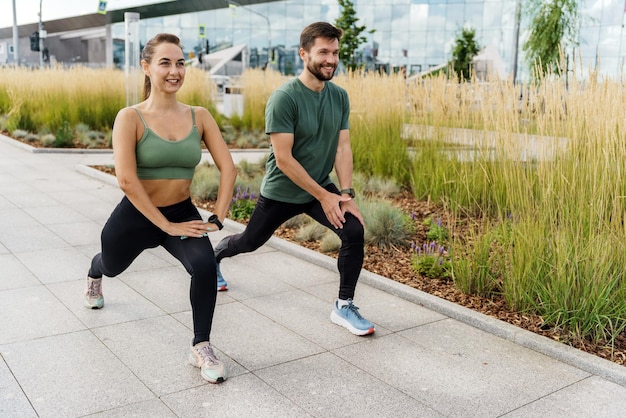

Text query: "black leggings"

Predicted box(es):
[216, 183, 364, 300]
[89, 196, 217, 343]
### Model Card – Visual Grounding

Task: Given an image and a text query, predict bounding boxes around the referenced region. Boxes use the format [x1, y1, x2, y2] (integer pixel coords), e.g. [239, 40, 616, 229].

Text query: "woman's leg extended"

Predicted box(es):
[306, 185, 365, 300]
[89, 197, 164, 278]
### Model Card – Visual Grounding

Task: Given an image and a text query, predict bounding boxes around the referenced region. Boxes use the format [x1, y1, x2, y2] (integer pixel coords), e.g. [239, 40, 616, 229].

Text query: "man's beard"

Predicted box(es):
[307, 61, 336, 81]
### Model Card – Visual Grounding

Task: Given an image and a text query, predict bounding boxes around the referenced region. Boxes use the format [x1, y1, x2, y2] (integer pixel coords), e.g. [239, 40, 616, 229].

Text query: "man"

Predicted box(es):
[215, 21, 374, 336]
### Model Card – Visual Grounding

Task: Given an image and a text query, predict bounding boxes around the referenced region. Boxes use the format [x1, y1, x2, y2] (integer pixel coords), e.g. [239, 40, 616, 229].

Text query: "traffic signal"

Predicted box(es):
[30, 32, 40, 52]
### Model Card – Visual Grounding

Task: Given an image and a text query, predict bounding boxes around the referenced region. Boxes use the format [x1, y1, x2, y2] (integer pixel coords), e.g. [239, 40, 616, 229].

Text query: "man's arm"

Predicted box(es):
[270, 132, 350, 229]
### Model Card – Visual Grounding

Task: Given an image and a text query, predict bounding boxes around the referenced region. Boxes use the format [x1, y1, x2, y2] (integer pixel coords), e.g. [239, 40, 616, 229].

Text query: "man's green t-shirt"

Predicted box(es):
[262, 78, 350, 204]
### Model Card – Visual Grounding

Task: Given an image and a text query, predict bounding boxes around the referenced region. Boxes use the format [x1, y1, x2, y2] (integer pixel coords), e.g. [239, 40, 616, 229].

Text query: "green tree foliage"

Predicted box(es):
[522, 0, 582, 78]
[450, 27, 481, 81]
[334, 0, 375, 71]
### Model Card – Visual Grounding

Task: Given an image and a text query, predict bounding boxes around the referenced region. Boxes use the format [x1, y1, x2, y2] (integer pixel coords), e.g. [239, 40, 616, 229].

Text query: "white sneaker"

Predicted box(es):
[84, 276, 104, 309]
[189, 340, 226, 383]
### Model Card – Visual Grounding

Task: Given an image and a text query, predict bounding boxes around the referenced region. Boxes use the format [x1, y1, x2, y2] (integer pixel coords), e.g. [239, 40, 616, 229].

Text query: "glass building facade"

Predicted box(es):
[107, 0, 626, 80]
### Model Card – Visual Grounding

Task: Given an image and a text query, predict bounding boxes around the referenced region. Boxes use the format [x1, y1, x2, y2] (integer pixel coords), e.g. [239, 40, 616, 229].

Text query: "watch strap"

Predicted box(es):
[208, 214, 224, 230]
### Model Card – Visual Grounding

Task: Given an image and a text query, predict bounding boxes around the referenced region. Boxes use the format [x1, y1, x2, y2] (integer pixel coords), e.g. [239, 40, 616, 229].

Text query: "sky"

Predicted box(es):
[1, 0, 161, 29]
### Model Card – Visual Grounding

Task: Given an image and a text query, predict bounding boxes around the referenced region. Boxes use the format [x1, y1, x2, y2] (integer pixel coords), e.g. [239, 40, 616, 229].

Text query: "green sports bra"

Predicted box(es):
[134, 107, 202, 180]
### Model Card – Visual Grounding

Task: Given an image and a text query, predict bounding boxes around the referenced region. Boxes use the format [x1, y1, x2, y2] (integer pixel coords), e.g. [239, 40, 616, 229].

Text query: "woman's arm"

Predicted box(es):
[196, 107, 237, 224]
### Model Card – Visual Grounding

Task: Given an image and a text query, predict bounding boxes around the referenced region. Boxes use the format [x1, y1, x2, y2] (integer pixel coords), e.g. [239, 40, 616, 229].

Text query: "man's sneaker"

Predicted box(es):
[84, 276, 104, 309]
[216, 263, 228, 291]
[189, 340, 226, 383]
[330, 299, 375, 336]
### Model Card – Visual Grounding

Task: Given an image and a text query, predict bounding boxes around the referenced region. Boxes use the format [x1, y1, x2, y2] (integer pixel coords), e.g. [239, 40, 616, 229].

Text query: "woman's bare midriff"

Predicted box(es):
[141, 178, 193, 207]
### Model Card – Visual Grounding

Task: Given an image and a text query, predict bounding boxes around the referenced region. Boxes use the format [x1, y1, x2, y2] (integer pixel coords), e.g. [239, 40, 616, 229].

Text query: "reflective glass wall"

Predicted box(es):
[111, 0, 626, 80]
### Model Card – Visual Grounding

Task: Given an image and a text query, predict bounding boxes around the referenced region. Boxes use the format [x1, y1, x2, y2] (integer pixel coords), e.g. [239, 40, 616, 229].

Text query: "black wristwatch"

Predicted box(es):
[208, 214, 224, 230]
[340, 188, 355, 198]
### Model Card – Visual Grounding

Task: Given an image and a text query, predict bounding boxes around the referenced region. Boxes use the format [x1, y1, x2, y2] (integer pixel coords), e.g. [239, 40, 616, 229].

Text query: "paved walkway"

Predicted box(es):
[1, 134, 626, 417]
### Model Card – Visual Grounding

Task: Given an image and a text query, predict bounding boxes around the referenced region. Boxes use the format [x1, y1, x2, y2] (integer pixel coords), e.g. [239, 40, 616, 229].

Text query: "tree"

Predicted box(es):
[334, 0, 375, 72]
[522, 0, 582, 78]
[450, 27, 481, 81]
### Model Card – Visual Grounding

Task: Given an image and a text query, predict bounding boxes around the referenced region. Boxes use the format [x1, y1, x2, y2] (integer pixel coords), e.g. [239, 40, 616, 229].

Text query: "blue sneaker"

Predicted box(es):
[216, 263, 228, 291]
[330, 299, 375, 336]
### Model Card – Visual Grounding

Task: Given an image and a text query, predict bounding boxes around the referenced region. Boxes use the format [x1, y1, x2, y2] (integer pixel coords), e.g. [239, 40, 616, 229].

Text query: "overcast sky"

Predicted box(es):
[1, 0, 161, 28]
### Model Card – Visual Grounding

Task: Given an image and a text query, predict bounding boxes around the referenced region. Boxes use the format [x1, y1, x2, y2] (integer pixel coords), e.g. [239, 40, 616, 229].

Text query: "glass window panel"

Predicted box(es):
[391, 5, 411, 31]
[465, 3, 483, 28]
[374, 5, 392, 31]
[446, 4, 464, 30]
[482, 2, 503, 30]
[410, 3, 429, 30]
[427, 4, 446, 31]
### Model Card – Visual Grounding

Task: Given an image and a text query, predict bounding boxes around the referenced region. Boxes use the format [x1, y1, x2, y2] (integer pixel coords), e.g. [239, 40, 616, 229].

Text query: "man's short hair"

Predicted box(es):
[300, 22, 343, 52]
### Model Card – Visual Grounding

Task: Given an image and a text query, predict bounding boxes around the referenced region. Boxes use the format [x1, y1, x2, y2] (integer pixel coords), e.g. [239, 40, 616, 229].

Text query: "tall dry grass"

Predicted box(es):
[0, 66, 216, 133]
[407, 69, 626, 346]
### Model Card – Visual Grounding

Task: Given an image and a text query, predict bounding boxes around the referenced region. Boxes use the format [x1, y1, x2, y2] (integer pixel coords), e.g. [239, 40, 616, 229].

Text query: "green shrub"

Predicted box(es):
[54, 121, 73, 148]
[11, 129, 28, 139]
[40, 134, 56, 147]
[320, 233, 341, 252]
[361, 198, 415, 250]
[190, 164, 220, 200]
[295, 222, 328, 242]
[282, 214, 311, 229]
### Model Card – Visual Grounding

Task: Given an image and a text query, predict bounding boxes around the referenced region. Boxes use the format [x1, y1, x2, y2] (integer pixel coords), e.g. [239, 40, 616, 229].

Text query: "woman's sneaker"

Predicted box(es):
[189, 341, 226, 383]
[216, 263, 228, 291]
[84, 276, 104, 309]
[330, 299, 375, 336]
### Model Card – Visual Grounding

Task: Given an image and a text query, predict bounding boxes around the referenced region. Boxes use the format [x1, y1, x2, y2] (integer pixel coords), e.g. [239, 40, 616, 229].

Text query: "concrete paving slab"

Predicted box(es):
[84, 399, 177, 417]
[235, 249, 338, 289]
[244, 288, 390, 349]
[214, 261, 298, 300]
[120, 267, 192, 314]
[14, 247, 92, 284]
[502, 375, 626, 417]
[161, 373, 308, 417]
[0, 195, 16, 210]
[47, 220, 104, 246]
[256, 351, 444, 417]
[92, 315, 228, 396]
[0, 253, 40, 290]
[0, 356, 37, 417]
[0, 285, 85, 345]
[0, 224, 69, 253]
[211, 301, 325, 371]
[47, 278, 166, 329]
[0, 207, 41, 229]
[23, 204, 91, 225]
[1, 331, 154, 417]
[334, 325, 590, 417]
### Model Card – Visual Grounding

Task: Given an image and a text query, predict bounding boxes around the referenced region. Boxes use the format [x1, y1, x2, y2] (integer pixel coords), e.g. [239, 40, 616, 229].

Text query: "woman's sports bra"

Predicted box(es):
[134, 107, 202, 180]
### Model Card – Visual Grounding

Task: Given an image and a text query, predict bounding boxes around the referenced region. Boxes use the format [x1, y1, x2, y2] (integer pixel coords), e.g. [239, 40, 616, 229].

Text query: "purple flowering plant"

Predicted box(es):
[230, 186, 258, 221]
[411, 240, 450, 279]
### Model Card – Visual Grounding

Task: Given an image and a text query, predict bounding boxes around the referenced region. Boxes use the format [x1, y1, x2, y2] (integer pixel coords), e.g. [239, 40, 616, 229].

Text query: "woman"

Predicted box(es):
[85, 33, 236, 384]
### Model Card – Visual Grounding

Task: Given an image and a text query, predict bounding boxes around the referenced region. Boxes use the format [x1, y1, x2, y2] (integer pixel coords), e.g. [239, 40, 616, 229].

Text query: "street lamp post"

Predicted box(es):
[227, 0, 271, 68]
[38, 0, 45, 67]
[11, 0, 19, 64]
